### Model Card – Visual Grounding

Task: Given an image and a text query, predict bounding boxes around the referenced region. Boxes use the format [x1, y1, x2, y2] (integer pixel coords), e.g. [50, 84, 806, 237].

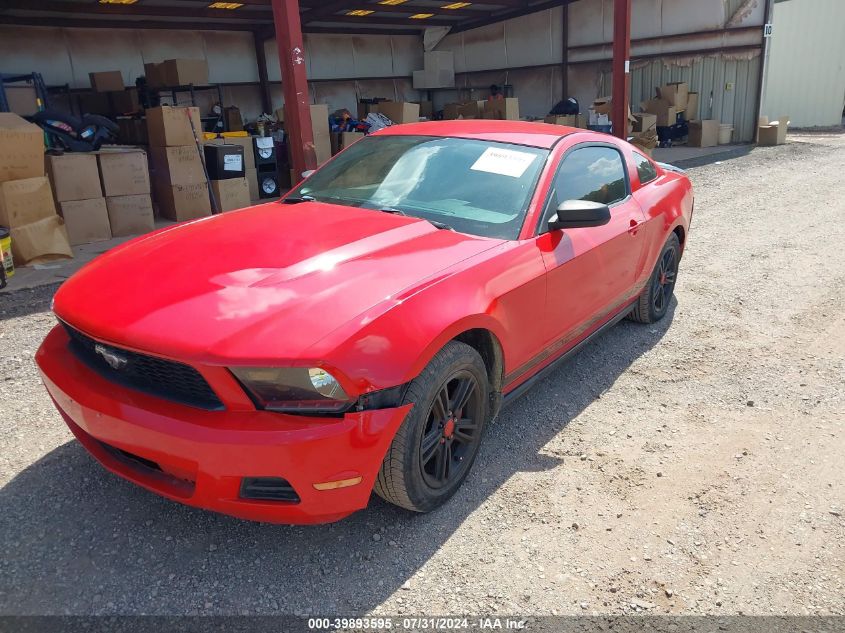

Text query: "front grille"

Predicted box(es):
[61, 321, 224, 410]
[240, 477, 300, 503]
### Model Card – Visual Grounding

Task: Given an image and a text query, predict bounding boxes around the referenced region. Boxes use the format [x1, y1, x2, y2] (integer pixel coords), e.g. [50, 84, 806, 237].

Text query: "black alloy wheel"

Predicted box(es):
[629, 232, 681, 324]
[418, 370, 483, 490]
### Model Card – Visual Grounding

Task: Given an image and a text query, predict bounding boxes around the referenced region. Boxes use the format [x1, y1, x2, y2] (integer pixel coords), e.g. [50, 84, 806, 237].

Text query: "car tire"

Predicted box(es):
[629, 232, 681, 324]
[374, 341, 489, 513]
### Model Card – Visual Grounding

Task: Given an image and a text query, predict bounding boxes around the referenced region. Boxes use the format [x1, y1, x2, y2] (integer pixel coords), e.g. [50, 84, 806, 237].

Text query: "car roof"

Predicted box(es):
[373, 119, 587, 149]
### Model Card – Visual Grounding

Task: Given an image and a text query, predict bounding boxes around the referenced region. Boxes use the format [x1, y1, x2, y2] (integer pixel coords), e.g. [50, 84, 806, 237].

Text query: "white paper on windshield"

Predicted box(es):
[470, 147, 537, 178]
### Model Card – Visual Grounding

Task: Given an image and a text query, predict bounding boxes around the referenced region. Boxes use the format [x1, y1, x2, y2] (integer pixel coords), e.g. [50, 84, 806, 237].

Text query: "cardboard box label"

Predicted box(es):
[89, 71, 124, 92]
[223, 154, 243, 172]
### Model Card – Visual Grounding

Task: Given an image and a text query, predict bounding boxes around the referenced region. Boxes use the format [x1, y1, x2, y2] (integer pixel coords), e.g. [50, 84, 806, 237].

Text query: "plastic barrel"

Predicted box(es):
[718, 124, 734, 145]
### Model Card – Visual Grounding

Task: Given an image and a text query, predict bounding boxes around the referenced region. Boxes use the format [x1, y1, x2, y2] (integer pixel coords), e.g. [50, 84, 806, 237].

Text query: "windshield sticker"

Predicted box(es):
[470, 147, 538, 178]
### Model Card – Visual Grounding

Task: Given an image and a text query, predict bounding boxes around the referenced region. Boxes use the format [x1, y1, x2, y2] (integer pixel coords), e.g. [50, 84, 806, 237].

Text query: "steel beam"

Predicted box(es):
[271, 0, 316, 177]
[611, 0, 631, 139]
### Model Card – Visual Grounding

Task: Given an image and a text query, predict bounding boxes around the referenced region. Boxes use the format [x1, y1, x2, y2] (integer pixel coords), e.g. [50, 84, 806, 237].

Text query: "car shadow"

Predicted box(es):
[0, 301, 675, 615]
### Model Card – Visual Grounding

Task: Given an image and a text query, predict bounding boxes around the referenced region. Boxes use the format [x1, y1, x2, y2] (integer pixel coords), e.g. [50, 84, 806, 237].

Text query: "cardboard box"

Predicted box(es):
[89, 71, 124, 92]
[245, 167, 259, 201]
[309, 103, 332, 165]
[9, 215, 72, 265]
[144, 62, 166, 88]
[632, 113, 658, 134]
[46, 153, 103, 203]
[153, 181, 211, 222]
[375, 102, 420, 124]
[207, 136, 256, 171]
[5, 85, 38, 116]
[658, 82, 689, 110]
[641, 98, 678, 127]
[59, 198, 112, 245]
[419, 101, 434, 119]
[686, 92, 700, 120]
[97, 148, 150, 197]
[483, 98, 519, 121]
[0, 113, 44, 183]
[274, 107, 285, 123]
[443, 103, 461, 120]
[224, 107, 244, 132]
[0, 177, 57, 229]
[544, 114, 588, 128]
[106, 194, 155, 237]
[211, 178, 250, 213]
[688, 119, 720, 148]
[162, 58, 209, 86]
[109, 88, 140, 114]
[203, 143, 245, 180]
[145, 106, 203, 147]
[458, 101, 481, 119]
[330, 131, 365, 155]
[149, 145, 207, 186]
[758, 116, 789, 146]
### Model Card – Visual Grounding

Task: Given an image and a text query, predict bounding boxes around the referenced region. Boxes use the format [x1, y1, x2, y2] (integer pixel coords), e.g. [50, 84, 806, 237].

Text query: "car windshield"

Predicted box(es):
[289, 135, 548, 240]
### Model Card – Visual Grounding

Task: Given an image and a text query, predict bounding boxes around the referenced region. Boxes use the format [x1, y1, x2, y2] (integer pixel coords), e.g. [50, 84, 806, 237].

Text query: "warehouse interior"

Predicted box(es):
[1, 0, 783, 289]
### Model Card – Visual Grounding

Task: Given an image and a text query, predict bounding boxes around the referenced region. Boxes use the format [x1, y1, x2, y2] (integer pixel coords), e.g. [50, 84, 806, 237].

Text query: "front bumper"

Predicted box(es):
[36, 325, 411, 524]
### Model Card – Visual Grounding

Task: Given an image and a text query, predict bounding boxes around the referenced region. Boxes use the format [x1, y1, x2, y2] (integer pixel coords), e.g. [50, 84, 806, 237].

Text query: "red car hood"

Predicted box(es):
[53, 202, 500, 363]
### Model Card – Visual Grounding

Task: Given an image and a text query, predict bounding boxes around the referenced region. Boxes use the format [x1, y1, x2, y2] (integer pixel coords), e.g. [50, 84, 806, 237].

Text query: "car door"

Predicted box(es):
[535, 143, 647, 349]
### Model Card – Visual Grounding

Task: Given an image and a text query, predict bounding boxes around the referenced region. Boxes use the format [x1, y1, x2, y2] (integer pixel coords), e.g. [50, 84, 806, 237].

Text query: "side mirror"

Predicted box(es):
[548, 200, 611, 231]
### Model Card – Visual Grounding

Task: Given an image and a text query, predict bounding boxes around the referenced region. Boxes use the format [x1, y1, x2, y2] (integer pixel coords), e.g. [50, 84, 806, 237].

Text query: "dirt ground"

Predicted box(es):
[0, 131, 843, 617]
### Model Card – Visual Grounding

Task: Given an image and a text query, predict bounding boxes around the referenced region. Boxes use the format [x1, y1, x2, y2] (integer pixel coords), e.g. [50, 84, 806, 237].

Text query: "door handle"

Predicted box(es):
[628, 219, 641, 235]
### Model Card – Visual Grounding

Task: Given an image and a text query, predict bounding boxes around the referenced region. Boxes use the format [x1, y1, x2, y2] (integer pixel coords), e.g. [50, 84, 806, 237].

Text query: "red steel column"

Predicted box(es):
[611, 0, 632, 139]
[271, 0, 316, 177]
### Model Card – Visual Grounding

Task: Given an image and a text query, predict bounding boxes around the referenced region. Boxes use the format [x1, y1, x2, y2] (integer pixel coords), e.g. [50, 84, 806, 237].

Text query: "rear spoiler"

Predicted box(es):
[657, 161, 686, 175]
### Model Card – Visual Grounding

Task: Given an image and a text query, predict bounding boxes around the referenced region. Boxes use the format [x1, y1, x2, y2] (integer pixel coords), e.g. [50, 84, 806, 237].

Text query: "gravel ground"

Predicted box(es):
[1, 131, 843, 617]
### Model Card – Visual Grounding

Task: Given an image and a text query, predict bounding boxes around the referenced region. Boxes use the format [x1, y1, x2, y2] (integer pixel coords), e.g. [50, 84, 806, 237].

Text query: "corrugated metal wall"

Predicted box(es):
[436, 0, 765, 141]
[0, 25, 421, 121]
[761, 0, 845, 127]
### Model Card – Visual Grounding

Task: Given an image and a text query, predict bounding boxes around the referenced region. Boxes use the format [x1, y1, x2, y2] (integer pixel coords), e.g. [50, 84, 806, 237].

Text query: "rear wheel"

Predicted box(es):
[629, 233, 681, 324]
[374, 341, 488, 512]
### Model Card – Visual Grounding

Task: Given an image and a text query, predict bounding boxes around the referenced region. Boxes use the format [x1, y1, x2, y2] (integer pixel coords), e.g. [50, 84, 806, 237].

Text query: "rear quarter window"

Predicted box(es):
[633, 151, 658, 184]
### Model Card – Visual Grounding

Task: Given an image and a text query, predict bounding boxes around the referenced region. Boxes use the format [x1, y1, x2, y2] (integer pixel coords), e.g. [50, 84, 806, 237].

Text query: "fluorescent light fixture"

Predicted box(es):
[99, 0, 139, 4]
[409, 12, 435, 18]
[347, 8, 375, 15]
[442, 2, 471, 8]
[208, 2, 244, 8]
[379, 0, 408, 4]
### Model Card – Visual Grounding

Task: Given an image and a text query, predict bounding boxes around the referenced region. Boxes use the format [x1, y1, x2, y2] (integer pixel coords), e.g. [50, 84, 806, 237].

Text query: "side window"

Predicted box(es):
[633, 151, 658, 184]
[546, 146, 628, 218]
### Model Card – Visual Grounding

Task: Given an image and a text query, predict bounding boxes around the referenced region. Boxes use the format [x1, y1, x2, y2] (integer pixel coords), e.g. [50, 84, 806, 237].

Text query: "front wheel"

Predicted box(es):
[629, 233, 681, 324]
[374, 341, 489, 512]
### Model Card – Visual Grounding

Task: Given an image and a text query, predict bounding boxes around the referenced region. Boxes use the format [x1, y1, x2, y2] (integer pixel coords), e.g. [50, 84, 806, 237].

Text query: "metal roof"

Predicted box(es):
[0, 0, 568, 36]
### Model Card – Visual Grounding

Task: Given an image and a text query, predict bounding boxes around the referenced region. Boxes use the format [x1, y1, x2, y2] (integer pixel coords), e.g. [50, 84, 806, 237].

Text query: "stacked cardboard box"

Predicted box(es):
[373, 102, 420, 125]
[757, 116, 789, 145]
[46, 153, 111, 246]
[206, 136, 259, 201]
[97, 148, 155, 236]
[0, 114, 73, 265]
[544, 114, 588, 128]
[413, 51, 455, 90]
[204, 143, 249, 213]
[688, 120, 720, 148]
[483, 98, 520, 120]
[330, 131, 365, 156]
[146, 106, 211, 221]
[285, 103, 332, 165]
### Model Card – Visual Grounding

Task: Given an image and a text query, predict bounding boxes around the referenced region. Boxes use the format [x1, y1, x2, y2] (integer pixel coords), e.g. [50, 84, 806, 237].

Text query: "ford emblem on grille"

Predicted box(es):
[94, 343, 129, 370]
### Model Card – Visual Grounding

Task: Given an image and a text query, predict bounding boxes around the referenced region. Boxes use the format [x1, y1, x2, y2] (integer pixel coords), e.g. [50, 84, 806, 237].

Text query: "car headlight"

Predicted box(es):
[229, 367, 352, 413]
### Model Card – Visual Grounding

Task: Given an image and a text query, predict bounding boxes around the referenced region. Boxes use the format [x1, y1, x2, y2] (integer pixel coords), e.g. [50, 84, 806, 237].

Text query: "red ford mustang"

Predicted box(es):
[37, 120, 693, 524]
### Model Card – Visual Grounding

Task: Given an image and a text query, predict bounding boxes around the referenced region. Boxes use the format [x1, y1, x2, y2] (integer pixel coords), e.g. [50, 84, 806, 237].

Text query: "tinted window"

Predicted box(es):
[547, 146, 628, 211]
[634, 151, 658, 184]
[290, 135, 548, 240]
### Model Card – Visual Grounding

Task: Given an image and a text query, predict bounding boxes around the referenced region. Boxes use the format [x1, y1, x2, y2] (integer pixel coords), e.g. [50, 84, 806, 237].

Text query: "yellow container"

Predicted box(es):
[0, 226, 13, 287]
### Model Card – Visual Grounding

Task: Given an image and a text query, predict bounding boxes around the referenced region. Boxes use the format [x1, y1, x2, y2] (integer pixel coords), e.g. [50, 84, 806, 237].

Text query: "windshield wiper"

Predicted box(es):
[282, 195, 315, 204]
[379, 207, 453, 231]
